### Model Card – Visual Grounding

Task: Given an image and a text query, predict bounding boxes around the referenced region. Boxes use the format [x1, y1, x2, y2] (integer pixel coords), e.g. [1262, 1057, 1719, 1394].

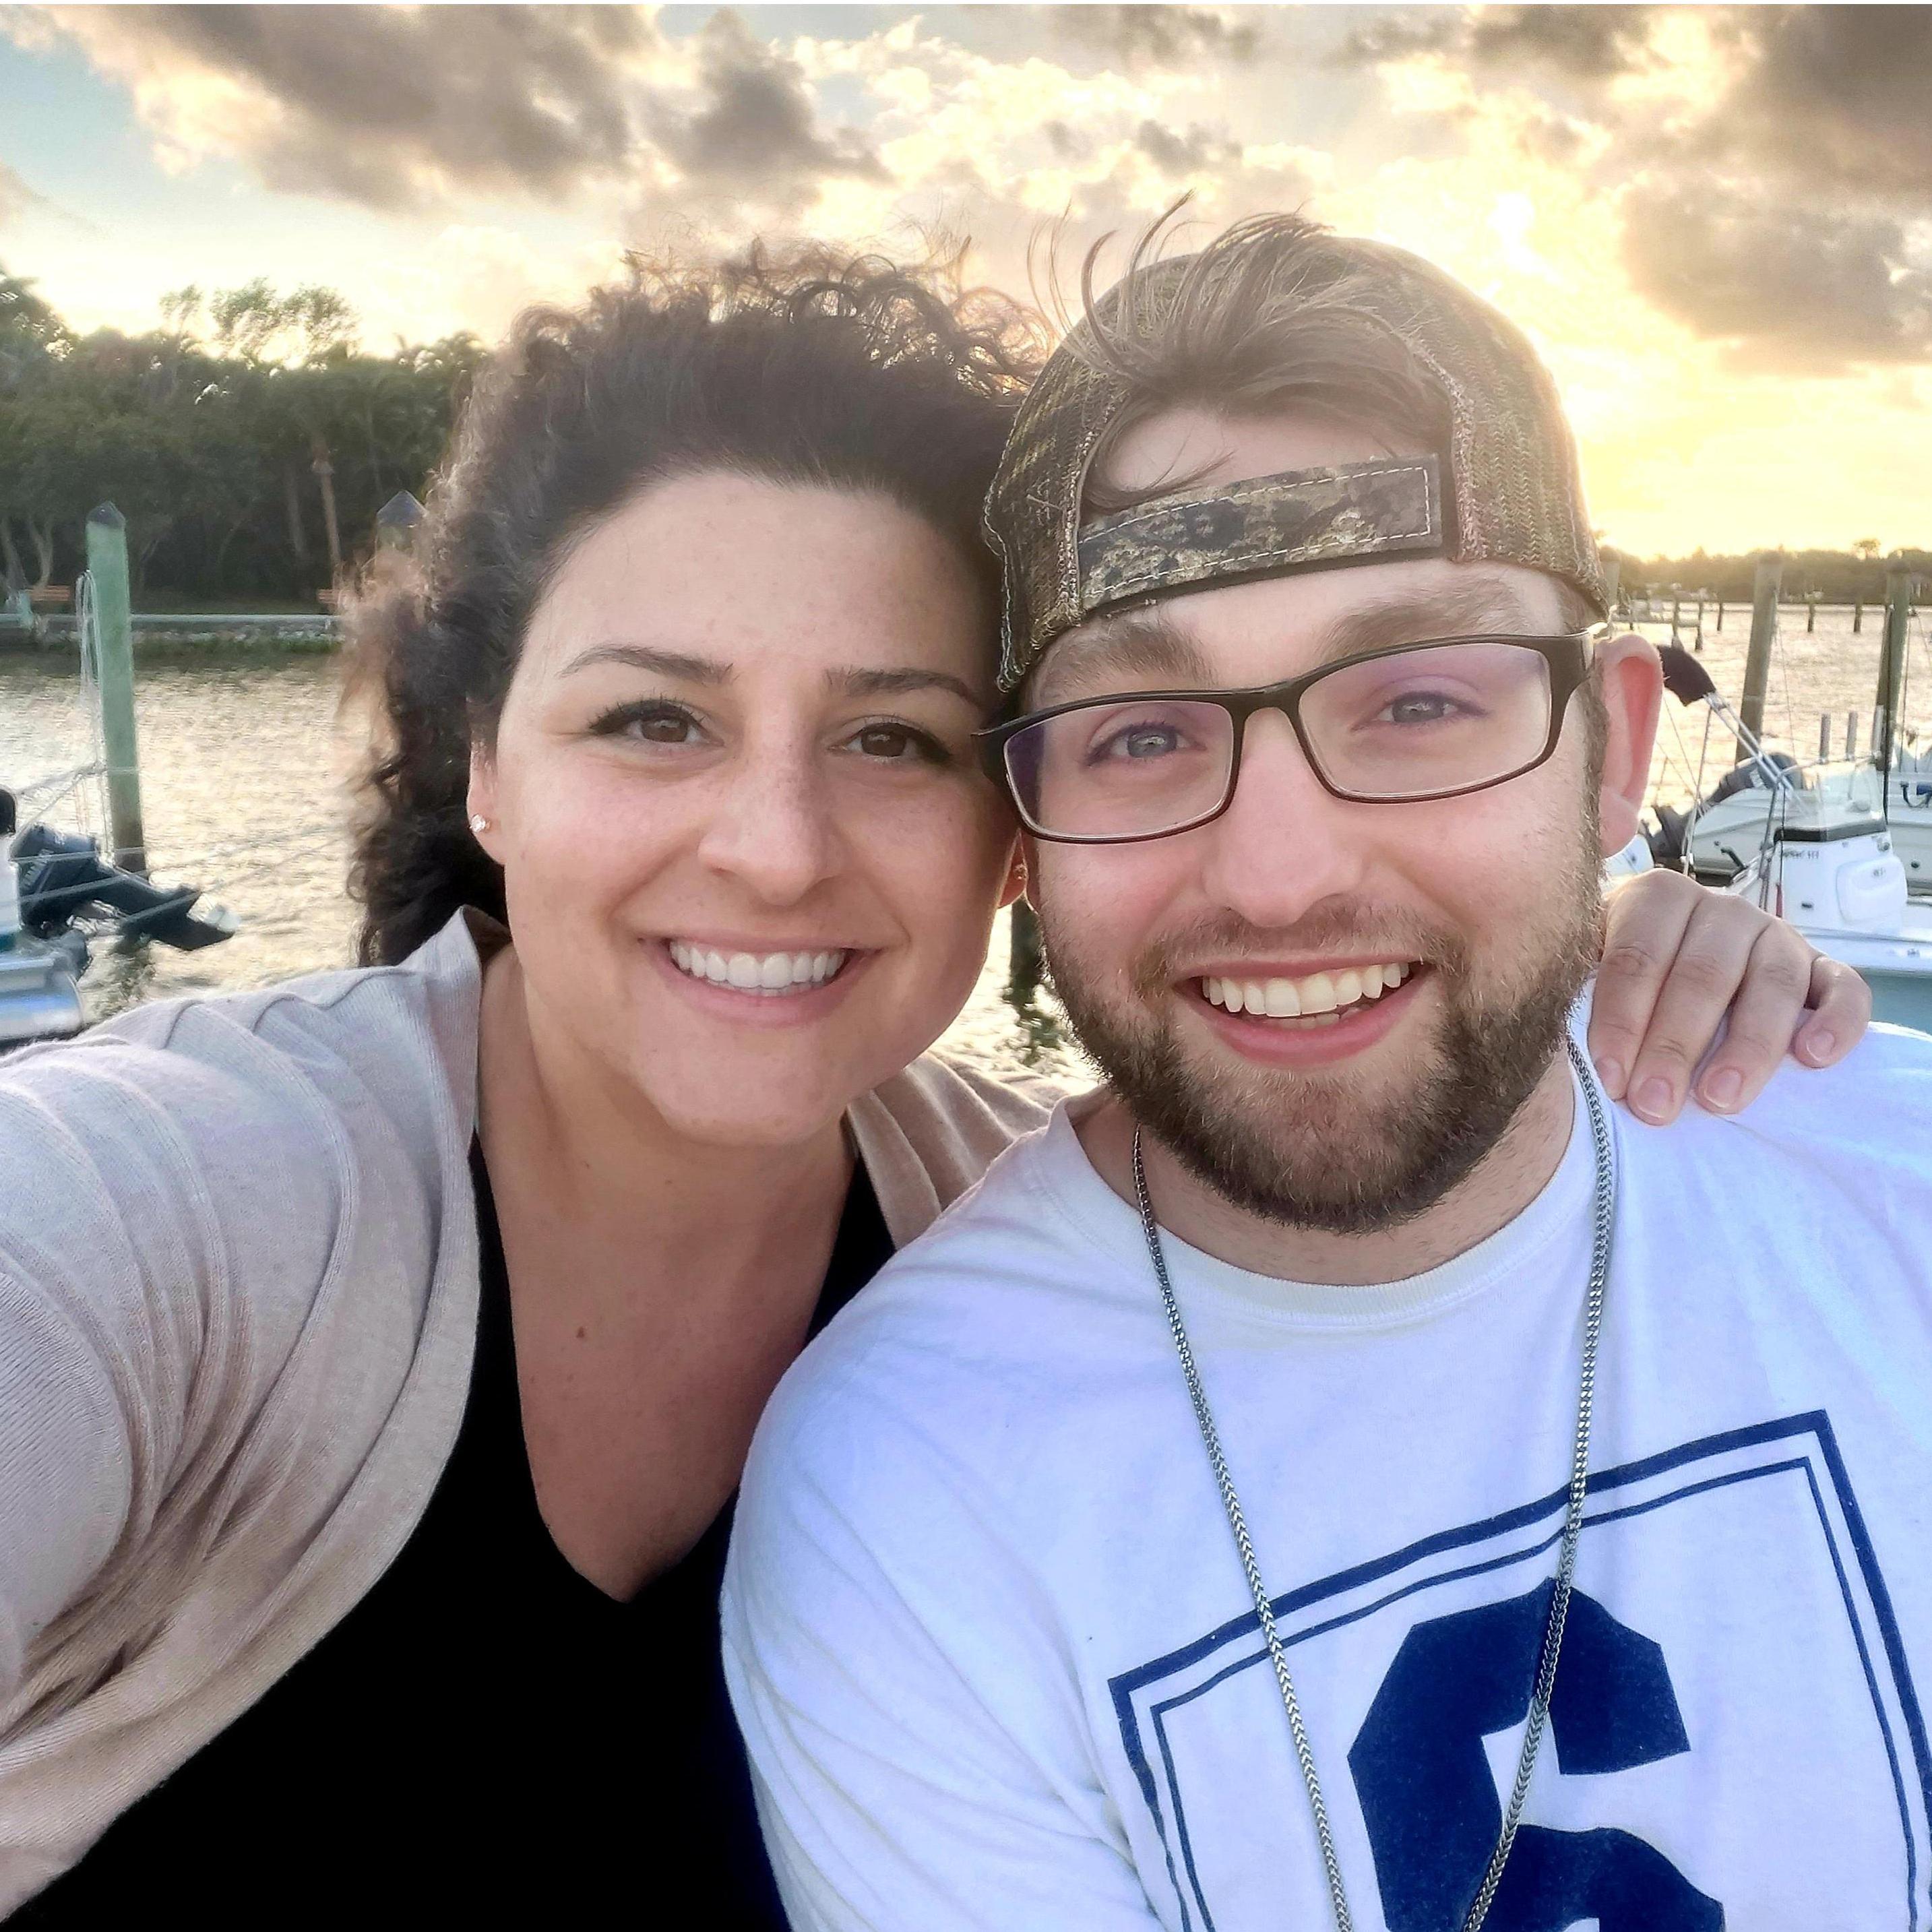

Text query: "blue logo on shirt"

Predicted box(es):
[1351, 1582, 1720, 1929]
[1109, 1413, 1930, 1931]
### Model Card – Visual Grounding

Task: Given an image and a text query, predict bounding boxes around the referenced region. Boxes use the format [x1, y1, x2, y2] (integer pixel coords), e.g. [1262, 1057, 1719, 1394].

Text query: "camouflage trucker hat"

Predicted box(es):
[983, 228, 1607, 691]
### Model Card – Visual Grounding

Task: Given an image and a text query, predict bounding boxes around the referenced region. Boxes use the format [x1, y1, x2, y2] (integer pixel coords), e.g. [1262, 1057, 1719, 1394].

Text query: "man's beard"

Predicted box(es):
[1039, 834, 1604, 1237]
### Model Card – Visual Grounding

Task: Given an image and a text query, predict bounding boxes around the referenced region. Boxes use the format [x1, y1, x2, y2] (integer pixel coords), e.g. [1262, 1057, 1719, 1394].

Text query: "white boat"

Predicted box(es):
[1725, 800, 1932, 1034]
[1687, 753, 1932, 894]
[1644, 645, 1932, 1031]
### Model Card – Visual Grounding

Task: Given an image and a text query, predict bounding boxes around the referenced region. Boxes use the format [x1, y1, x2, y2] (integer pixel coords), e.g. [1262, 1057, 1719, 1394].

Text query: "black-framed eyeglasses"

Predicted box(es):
[975, 633, 1593, 844]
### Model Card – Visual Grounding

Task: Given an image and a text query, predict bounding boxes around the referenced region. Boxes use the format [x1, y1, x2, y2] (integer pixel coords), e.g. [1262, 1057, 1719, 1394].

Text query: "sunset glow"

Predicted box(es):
[4, 5, 1929, 556]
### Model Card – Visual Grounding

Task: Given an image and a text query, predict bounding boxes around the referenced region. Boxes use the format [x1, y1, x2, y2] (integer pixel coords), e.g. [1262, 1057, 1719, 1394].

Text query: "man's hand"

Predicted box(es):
[1590, 870, 1872, 1125]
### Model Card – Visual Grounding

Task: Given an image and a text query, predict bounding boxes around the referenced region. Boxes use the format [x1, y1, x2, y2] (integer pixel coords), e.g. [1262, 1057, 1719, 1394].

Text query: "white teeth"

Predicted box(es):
[1263, 978, 1301, 1018]
[1199, 960, 1419, 1019]
[1299, 971, 1338, 1015]
[667, 941, 849, 995]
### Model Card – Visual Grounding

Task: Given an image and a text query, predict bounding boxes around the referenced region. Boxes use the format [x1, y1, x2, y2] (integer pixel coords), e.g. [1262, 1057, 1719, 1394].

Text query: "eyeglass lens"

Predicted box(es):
[1003, 641, 1556, 839]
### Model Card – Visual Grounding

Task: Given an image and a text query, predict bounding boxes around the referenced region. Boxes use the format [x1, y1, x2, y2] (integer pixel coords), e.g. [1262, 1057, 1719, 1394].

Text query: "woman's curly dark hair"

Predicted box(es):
[345, 247, 1046, 965]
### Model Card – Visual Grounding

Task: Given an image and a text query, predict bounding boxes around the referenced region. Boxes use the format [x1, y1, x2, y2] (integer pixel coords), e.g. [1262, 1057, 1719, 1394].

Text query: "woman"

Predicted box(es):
[0, 253, 1865, 1923]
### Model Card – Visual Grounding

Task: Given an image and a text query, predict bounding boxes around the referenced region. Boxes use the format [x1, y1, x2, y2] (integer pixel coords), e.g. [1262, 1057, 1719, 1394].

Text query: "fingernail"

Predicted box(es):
[1633, 1076, 1673, 1121]
[1595, 1057, 1625, 1096]
[1701, 1068, 1743, 1111]
[1805, 1030, 1835, 1062]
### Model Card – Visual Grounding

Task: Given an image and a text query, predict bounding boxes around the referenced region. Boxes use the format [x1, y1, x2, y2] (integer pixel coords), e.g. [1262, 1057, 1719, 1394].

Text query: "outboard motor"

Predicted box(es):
[0, 788, 86, 1048]
[15, 823, 237, 950]
[0, 790, 237, 1048]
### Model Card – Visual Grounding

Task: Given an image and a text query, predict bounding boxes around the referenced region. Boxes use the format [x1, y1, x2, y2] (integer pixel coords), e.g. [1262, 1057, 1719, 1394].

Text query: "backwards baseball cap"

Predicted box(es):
[983, 222, 1607, 693]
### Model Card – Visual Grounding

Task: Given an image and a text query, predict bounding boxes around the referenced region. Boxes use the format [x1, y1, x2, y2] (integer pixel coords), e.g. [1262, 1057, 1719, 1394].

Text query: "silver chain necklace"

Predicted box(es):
[1129, 1030, 1617, 1932]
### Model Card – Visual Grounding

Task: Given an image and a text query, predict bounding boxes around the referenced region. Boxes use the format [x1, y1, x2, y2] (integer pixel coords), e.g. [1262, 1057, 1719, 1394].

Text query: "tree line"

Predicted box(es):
[2, 261, 1924, 611]
[1619, 544, 1931, 607]
[1, 265, 485, 604]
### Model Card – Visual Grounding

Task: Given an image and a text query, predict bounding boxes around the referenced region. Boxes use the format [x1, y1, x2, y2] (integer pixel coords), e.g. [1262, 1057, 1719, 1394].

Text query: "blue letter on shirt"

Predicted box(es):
[1348, 1582, 1723, 1930]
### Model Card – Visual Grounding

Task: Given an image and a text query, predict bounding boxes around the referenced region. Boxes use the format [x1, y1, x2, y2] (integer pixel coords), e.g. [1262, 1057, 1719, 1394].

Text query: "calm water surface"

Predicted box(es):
[3, 606, 1926, 1069]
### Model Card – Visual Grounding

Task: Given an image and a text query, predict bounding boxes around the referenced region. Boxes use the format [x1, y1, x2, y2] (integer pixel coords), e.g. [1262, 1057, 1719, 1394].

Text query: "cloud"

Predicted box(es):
[646, 11, 886, 208]
[20, 3, 664, 210]
[1335, 6, 1660, 88]
[1326, 5, 1932, 371]
[1621, 183, 1932, 372]
[1695, 7, 1932, 204]
[1133, 119, 1240, 177]
[1051, 5, 1262, 70]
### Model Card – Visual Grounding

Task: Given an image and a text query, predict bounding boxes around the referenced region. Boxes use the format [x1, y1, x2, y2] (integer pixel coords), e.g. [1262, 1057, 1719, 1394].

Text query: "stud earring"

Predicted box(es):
[469, 814, 490, 834]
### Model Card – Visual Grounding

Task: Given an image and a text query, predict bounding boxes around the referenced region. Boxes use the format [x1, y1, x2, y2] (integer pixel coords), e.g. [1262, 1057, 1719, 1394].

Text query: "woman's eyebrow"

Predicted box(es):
[563, 642, 732, 683]
[827, 666, 983, 705]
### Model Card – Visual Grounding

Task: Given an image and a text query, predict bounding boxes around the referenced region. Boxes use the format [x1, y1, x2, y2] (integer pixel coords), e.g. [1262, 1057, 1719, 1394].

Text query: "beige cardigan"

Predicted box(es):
[0, 910, 1052, 1908]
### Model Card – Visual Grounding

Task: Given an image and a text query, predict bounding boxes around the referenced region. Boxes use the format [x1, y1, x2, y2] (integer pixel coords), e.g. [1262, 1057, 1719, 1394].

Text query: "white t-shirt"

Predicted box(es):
[724, 1025, 1932, 1932]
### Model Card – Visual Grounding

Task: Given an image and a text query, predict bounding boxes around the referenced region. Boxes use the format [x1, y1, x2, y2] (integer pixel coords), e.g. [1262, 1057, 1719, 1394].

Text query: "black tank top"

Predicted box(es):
[18, 1144, 892, 1925]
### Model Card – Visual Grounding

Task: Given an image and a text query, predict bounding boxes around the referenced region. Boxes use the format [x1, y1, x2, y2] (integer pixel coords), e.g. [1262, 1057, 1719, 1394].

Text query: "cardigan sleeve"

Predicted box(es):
[845, 1054, 1073, 1250]
[0, 1016, 360, 1712]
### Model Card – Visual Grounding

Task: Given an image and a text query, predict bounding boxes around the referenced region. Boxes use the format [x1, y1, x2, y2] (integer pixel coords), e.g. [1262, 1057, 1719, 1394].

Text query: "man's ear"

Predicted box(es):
[997, 834, 1029, 911]
[1590, 631, 1662, 856]
[1006, 831, 1045, 911]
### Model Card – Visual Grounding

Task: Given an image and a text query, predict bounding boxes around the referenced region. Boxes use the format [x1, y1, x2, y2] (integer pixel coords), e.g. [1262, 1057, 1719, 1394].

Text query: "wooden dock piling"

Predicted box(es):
[84, 505, 146, 873]
[1737, 553, 1782, 764]
[1877, 565, 1913, 776]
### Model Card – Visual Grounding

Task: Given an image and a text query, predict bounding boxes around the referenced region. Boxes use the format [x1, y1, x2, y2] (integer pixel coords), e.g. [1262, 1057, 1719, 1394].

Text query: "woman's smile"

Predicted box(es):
[664, 939, 853, 995]
[652, 934, 877, 1024]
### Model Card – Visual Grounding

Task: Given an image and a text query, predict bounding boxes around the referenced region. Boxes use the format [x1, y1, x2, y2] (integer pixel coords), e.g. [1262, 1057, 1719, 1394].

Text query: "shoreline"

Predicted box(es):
[3, 615, 343, 655]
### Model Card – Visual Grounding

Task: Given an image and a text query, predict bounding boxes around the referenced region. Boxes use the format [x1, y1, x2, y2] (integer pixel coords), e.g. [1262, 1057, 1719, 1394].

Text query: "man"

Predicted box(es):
[724, 217, 1932, 1929]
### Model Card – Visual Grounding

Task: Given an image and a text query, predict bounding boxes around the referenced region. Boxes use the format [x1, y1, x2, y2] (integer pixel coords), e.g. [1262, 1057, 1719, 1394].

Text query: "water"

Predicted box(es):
[4, 606, 1925, 1072]
[1638, 605, 1930, 809]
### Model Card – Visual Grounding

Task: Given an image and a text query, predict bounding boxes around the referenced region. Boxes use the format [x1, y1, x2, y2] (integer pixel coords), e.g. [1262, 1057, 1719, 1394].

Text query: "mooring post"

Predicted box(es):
[1805, 593, 1817, 634]
[1853, 600, 1863, 634]
[1715, 599, 1725, 632]
[1737, 551, 1782, 764]
[85, 503, 146, 873]
[1877, 563, 1913, 778]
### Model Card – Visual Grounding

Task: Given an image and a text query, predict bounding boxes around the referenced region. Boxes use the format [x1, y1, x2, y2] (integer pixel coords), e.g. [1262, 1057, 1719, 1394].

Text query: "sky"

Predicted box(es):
[2, 3, 1930, 557]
